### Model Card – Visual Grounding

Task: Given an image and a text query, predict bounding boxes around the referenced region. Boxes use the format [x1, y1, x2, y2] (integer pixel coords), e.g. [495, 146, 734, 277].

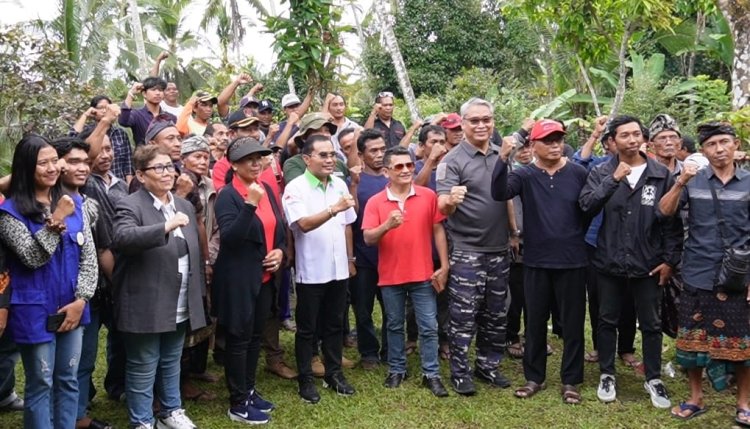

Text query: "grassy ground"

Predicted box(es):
[0, 311, 746, 428]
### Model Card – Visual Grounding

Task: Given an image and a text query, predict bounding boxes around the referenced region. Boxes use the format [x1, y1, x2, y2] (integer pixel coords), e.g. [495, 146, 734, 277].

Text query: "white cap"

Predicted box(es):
[281, 93, 301, 108]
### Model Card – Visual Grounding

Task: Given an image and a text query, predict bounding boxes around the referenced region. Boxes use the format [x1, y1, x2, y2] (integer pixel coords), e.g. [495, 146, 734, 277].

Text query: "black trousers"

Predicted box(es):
[523, 266, 586, 385]
[586, 245, 636, 354]
[597, 273, 663, 381]
[295, 280, 348, 380]
[507, 263, 526, 344]
[224, 282, 273, 405]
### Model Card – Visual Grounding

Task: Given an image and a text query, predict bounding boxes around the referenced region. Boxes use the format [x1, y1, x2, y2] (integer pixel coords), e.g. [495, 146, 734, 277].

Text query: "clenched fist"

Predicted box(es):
[449, 186, 467, 206]
[246, 182, 265, 205]
[612, 162, 632, 182]
[385, 210, 404, 230]
[166, 212, 189, 233]
[331, 194, 355, 214]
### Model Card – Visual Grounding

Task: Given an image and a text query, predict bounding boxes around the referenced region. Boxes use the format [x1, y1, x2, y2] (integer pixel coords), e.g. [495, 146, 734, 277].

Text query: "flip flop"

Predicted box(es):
[514, 381, 546, 399]
[736, 408, 750, 427]
[561, 384, 582, 405]
[670, 402, 707, 420]
[584, 351, 599, 363]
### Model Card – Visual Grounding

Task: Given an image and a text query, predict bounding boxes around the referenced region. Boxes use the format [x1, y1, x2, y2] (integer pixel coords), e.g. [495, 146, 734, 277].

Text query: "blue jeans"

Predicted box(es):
[123, 323, 186, 426]
[19, 327, 83, 429]
[0, 332, 20, 400]
[381, 281, 439, 378]
[77, 307, 101, 419]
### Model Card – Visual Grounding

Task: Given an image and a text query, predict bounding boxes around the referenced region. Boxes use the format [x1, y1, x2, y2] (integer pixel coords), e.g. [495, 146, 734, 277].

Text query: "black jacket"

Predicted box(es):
[211, 183, 286, 337]
[578, 154, 682, 277]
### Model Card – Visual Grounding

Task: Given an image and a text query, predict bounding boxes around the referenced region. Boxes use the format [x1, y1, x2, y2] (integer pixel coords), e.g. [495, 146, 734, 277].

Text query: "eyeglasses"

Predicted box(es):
[389, 162, 415, 171]
[463, 116, 494, 127]
[312, 152, 337, 160]
[142, 163, 176, 175]
[378, 91, 394, 99]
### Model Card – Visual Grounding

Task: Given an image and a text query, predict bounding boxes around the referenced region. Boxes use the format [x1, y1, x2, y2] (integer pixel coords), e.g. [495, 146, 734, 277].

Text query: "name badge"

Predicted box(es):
[76, 232, 84, 246]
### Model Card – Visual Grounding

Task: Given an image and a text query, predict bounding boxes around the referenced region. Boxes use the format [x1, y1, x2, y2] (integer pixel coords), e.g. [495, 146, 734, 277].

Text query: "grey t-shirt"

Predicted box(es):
[436, 140, 509, 253]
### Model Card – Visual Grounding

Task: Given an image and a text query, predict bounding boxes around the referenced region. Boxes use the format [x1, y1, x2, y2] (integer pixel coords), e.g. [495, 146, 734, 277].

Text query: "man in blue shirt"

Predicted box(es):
[659, 122, 750, 423]
[119, 77, 176, 147]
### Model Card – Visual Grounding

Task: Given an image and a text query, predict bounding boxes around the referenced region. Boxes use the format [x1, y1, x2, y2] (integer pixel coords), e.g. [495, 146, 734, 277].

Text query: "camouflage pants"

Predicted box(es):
[448, 249, 510, 378]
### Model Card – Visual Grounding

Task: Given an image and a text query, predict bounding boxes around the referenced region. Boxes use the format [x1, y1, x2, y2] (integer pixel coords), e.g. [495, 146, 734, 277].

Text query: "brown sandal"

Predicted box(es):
[507, 342, 524, 359]
[584, 350, 599, 363]
[561, 384, 582, 404]
[514, 381, 546, 399]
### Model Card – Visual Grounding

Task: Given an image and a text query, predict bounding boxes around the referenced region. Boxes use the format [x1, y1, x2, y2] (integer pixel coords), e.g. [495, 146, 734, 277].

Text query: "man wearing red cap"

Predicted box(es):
[492, 119, 590, 404]
[439, 113, 463, 151]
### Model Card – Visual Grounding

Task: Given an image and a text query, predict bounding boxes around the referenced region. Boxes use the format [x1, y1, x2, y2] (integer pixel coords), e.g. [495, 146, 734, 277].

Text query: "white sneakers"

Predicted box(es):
[156, 409, 197, 429]
[597, 374, 616, 403]
[644, 379, 671, 409]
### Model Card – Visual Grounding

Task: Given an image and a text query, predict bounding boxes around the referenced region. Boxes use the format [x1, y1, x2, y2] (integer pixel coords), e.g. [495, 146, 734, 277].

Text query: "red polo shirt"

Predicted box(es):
[362, 185, 444, 286]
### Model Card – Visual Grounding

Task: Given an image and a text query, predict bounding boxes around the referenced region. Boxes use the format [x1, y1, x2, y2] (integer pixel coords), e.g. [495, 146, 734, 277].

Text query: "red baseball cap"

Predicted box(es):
[530, 119, 566, 141]
[441, 113, 462, 130]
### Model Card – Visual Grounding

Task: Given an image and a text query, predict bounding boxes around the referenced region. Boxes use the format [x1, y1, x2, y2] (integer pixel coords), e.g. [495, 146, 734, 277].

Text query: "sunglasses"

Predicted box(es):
[378, 91, 394, 98]
[388, 162, 415, 171]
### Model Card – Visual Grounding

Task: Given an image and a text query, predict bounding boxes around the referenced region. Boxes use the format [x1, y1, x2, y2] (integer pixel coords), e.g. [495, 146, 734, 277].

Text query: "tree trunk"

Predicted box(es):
[609, 25, 633, 117]
[576, 54, 601, 116]
[127, 0, 148, 78]
[717, 0, 750, 110]
[373, 0, 420, 121]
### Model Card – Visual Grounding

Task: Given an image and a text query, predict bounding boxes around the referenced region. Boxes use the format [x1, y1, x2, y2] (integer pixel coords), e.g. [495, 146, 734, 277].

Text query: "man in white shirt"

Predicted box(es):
[282, 135, 357, 404]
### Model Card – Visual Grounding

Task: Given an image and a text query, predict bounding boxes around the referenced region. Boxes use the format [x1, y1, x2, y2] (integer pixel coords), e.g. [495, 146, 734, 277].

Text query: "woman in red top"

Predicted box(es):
[212, 138, 286, 425]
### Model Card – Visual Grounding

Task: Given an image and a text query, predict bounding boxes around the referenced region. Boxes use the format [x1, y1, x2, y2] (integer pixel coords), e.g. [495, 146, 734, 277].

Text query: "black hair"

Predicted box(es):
[203, 123, 214, 137]
[681, 135, 696, 154]
[8, 134, 64, 223]
[142, 76, 168, 91]
[302, 134, 332, 156]
[383, 146, 412, 168]
[357, 128, 385, 153]
[418, 125, 446, 145]
[607, 115, 646, 139]
[338, 127, 355, 143]
[330, 93, 347, 105]
[89, 95, 112, 108]
[50, 137, 90, 159]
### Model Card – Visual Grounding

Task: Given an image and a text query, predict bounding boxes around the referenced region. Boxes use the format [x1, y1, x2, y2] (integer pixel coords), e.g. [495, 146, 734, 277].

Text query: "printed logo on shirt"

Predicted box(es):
[641, 184, 656, 206]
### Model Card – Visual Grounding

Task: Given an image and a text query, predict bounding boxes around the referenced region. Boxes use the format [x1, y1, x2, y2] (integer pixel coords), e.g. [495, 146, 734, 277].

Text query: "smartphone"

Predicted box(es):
[46, 313, 66, 332]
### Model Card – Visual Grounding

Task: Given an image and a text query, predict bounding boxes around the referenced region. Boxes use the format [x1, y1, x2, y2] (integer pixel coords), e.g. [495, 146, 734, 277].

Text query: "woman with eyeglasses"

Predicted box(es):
[0, 134, 97, 429]
[212, 137, 286, 425]
[111, 145, 206, 429]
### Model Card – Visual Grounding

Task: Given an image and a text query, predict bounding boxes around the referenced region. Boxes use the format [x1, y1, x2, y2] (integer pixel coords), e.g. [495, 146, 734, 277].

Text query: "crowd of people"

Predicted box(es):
[0, 54, 748, 429]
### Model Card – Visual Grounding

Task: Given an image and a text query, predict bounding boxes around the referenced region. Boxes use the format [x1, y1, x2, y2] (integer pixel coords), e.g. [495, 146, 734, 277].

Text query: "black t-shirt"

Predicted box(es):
[374, 117, 406, 148]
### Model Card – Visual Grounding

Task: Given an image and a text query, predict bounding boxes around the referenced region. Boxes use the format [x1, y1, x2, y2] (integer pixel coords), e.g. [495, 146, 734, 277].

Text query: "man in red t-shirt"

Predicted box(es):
[362, 146, 449, 397]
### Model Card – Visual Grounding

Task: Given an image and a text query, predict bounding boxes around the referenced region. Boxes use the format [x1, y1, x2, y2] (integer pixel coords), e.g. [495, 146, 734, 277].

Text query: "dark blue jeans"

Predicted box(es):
[0, 332, 19, 401]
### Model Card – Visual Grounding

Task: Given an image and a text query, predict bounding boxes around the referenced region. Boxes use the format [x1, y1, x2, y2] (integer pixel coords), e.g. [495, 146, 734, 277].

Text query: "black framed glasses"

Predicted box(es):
[142, 163, 176, 175]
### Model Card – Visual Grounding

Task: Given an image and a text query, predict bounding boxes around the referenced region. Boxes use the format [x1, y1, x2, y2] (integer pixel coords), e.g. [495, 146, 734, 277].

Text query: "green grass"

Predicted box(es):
[0, 311, 745, 428]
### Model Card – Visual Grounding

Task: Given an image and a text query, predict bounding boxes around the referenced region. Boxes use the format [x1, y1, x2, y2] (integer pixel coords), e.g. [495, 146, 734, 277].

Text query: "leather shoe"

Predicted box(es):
[266, 361, 298, 380]
[384, 372, 407, 388]
[298, 378, 320, 404]
[311, 356, 325, 377]
[323, 373, 355, 396]
[423, 375, 449, 397]
[361, 359, 379, 371]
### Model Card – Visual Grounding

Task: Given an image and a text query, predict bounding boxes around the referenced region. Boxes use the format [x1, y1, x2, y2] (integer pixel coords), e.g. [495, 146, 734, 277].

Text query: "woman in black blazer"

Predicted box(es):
[212, 138, 286, 425]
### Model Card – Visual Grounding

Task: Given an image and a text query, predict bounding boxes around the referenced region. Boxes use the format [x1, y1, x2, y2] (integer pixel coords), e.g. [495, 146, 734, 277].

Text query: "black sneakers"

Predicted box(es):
[298, 378, 320, 404]
[451, 376, 476, 396]
[323, 372, 356, 396]
[474, 367, 511, 388]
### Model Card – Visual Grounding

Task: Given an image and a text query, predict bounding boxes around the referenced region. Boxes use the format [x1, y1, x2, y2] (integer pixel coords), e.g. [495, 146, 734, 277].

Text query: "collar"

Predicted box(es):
[459, 140, 499, 157]
[707, 163, 749, 181]
[303, 169, 332, 190]
[385, 184, 416, 202]
[150, 191, 175, 212]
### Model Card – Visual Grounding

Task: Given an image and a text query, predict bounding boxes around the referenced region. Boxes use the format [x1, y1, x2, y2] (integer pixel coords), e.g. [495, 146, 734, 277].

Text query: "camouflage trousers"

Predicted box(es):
[448, 249, 510, 378]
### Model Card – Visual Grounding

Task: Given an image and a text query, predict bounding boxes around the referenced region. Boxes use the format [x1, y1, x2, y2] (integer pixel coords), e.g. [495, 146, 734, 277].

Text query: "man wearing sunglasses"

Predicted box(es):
[364, 91, 406, 149]
[436, 98, 512, 395]
[362, 146, 450, 397]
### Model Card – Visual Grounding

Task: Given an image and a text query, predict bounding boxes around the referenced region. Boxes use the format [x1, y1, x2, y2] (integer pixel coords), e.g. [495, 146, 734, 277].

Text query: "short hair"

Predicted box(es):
[383, 146, 412, 168]
[681, 135, 696, 154]
[203, 123, 214, 137]
[142, 76, 168, 91]
[133, 145, 170, 171]
[89, 95, 111, 108]
[50, 137, 90, 158]
[357, 128, 385, 153]
[460, 97, 494, 117]
[330, 93, 347, 105]
[302, 134, 332, 156]
[607, 115, 646, 139]
[375, 91, 394, 104]
[338, 127, 355, 142]
[418, 125, 446, 145]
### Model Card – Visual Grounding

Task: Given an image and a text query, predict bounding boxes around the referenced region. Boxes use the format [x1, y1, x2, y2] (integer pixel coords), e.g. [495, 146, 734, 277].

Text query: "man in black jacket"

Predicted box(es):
[579, 115, 682, 409]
